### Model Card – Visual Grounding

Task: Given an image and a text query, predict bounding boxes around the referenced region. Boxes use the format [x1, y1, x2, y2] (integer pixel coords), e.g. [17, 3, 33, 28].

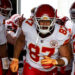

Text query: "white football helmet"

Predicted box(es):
[10, 14, 22, 27]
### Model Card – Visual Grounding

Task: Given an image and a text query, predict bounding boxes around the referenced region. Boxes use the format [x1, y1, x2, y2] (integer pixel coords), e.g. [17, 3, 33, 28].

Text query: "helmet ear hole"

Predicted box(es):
[70, 2, 75, 22]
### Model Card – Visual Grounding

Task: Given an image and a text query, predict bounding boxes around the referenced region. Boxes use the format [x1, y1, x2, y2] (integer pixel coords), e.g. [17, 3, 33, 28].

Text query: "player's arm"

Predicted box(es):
[10, 31, 25, 72]
[13, 14, 25, 58]
[6, 26, 22, 45]
[10, 14, 25, 72]
[56, 42, 72, 66]
[6, 31, 16, 45]
[41, 42, 72, 68]
[13, 31, 25, 59]
[0, 44, 7, 57]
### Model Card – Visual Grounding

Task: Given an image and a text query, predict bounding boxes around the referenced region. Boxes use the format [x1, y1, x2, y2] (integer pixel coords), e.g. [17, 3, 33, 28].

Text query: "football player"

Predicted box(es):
[10, 4, 71, 75]
[6, 14, 25, 45]
[0, 0, 12, 75]
[69, 2, 75, 75]
[5, 14, 25, 75]
[57, 16, 73, 75]
[0, 13, 8, 75]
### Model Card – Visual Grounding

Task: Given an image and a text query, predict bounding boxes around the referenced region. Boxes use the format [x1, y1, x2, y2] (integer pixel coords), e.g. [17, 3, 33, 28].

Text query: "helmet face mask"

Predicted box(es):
[35, 16, 55, 34]
[0, 0, 12, 18]
[70, 10, 75, 19]
[34, 4, 56, 34]
[71, 12, 75, 23]
[0, 8, 12, 16]
[38, 20, 52, 34]
[70, 2, 75, 23]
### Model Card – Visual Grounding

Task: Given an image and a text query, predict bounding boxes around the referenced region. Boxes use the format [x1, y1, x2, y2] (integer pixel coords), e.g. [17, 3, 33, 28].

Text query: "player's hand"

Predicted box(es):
[18, 14, 25, 27]
[41, 56, 58, 69]
[10, 58, 19, 72]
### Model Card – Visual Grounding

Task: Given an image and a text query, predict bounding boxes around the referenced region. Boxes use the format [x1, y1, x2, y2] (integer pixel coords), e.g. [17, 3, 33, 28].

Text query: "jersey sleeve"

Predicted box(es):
[22, 20, 28, 35]
[65, 20, 73, 34]
[57, 25, 70, 46]
[22, 19, 33, 35]
[5, 19, 12, 30]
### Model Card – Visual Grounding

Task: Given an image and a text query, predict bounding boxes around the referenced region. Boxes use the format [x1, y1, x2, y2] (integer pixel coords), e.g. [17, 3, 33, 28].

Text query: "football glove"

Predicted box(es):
[41, 56, 58, 69]
[10, 58, 19, 72]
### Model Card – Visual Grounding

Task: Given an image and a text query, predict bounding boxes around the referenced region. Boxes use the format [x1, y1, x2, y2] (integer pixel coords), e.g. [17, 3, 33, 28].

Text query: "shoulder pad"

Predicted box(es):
[25, 18, 34, 26]
[57, 25, 70, 40]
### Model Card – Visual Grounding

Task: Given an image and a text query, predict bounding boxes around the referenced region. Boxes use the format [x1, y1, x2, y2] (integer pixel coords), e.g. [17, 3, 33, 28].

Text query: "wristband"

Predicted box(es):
[60, 57, 68, 66]
[15, 27, 22, 38]
[2, 57, 9, 70]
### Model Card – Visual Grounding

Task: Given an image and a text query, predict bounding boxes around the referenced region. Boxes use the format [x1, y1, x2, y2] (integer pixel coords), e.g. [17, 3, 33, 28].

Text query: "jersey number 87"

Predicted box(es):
[28, 43, 55, 62]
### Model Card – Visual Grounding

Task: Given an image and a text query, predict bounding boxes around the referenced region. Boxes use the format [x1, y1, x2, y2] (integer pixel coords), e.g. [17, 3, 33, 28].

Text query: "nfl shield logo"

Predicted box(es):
[50, 40, 58, 47]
